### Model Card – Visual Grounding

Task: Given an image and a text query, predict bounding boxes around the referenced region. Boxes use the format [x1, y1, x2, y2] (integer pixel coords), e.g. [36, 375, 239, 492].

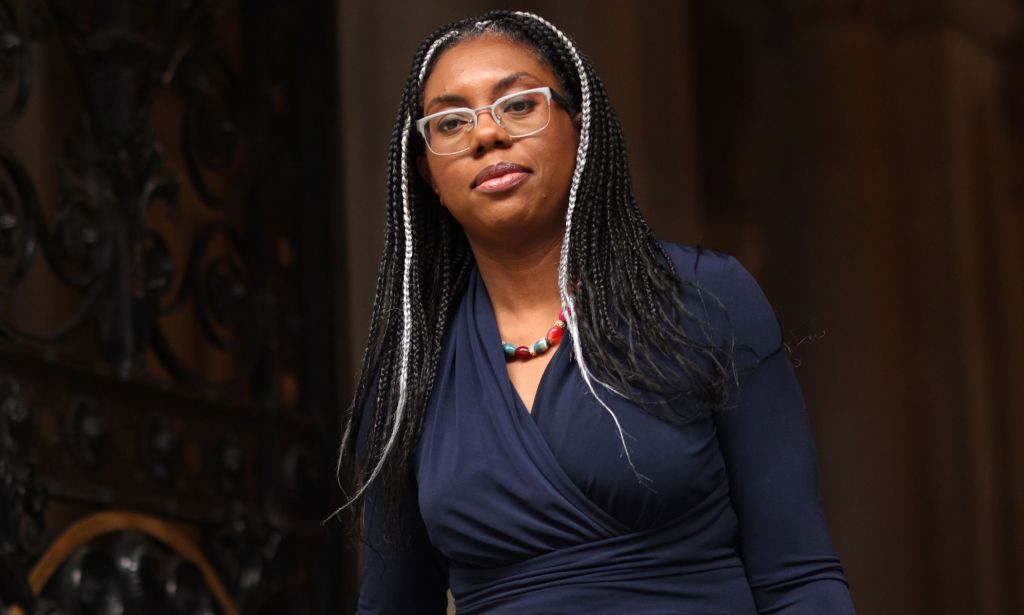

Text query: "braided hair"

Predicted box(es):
[334, 11, 734, 530]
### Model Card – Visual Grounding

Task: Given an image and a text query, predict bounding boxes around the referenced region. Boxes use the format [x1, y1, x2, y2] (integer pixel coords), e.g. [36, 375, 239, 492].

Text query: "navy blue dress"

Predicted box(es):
[358, 244, 855, 614]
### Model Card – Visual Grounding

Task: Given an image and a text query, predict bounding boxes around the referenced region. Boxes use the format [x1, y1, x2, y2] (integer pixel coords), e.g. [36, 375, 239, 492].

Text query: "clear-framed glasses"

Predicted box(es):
[415, 86, 572, 156]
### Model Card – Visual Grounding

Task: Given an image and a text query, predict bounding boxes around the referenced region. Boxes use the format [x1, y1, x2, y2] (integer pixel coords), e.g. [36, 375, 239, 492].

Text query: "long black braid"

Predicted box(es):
[335, 11, 736, 535]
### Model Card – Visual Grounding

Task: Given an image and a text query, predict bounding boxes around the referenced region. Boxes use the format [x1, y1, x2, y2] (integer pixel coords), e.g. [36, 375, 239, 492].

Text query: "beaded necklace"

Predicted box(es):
[502, 310, 567, 362]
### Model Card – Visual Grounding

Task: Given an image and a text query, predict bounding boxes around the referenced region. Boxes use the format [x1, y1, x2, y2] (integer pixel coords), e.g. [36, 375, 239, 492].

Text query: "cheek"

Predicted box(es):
[553, 125, 579, 174]
[553, 144, 578, 187]
[426, 159, 452, 202]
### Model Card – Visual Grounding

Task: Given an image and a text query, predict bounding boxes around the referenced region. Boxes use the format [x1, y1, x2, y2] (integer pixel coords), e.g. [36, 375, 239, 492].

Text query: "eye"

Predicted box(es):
[500, 95, 539, 116]
[433, 113, 471, 135]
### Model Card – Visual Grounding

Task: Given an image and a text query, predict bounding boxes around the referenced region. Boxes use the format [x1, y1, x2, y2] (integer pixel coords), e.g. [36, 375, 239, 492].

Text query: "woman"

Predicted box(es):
[337, 10, 856, 614]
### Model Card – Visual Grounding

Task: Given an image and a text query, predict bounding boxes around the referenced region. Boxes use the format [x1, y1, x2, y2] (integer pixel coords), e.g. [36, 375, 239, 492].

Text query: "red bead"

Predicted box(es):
[514, 346, 532, 361]
[547, 326, 563, 343]
[558, 309, 567, 323]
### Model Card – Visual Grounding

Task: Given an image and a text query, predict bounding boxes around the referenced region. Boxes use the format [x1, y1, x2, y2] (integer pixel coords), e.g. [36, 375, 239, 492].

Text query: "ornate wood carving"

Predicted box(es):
[28, 512, 236, 615]
[0, 0, 271, 389]
[0, 0, 346, 612]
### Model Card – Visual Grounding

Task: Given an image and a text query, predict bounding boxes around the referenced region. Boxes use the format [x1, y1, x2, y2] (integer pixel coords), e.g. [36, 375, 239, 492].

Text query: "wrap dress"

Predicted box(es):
[358, 244, 856, 614]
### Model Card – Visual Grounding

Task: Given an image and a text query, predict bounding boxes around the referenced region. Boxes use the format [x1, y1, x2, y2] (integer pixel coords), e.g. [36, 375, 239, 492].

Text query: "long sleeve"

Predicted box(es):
[711, 256, 856, 614]
[357, 478, 450, 614]
[354, 382, 450, 615]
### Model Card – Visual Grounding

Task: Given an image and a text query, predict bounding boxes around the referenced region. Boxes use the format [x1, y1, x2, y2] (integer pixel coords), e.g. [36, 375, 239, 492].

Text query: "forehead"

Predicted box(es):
[422, 35, 558, 102]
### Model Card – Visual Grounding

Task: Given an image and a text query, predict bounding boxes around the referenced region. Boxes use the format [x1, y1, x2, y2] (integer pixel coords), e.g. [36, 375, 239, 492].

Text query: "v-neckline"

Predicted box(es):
[510, 338, 565, 420]
[470, 272, 631, 536]
[474, 277, 566, 421]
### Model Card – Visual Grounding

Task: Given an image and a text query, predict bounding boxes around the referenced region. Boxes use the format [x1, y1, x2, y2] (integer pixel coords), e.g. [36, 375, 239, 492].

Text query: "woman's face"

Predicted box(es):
[419, 34, 578, 247]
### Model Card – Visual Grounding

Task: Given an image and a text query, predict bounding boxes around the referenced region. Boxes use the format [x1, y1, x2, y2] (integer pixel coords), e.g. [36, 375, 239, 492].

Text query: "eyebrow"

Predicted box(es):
[424, 72, 540, 112]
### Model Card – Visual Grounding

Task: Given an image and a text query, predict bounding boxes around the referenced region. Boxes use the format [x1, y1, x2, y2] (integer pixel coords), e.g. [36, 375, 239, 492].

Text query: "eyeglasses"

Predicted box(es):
[415, 86, 572, 156]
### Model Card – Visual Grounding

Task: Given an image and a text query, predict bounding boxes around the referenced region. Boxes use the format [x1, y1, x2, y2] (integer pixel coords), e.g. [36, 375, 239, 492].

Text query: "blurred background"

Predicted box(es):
[0, 1, 1020, 614]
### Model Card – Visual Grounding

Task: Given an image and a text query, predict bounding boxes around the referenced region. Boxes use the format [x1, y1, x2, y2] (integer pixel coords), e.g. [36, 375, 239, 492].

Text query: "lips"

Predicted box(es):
[471, 162, 531, 190]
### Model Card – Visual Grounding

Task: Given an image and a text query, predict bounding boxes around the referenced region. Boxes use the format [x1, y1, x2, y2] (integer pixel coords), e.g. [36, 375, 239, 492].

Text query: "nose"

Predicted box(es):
[470, 109, 512, 155]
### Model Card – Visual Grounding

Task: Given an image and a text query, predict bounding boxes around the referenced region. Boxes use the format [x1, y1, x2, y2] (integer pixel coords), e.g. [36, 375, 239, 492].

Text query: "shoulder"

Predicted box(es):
[659, 241, 783, 358]
[659, 241, 733, 286]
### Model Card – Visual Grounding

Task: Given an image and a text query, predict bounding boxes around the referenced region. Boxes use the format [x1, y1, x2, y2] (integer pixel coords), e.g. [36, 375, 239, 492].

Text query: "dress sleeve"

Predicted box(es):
[354, 386, 450, 614]
[711, 256, 856, 614]
[357, 478, 450, 614]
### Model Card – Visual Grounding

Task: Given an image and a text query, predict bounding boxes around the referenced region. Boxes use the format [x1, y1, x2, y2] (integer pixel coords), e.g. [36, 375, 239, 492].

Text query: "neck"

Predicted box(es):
[470, 232, 564, 323]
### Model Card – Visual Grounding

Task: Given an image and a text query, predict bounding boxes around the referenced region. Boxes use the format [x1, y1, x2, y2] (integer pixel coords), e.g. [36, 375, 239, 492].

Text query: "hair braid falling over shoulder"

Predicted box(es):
[331, 10, 736, 535]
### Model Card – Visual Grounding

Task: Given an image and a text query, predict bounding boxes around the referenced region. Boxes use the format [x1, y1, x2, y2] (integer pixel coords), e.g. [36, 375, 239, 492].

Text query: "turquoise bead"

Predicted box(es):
[533, 338, 549, 354]
[502, 342, 516, 358]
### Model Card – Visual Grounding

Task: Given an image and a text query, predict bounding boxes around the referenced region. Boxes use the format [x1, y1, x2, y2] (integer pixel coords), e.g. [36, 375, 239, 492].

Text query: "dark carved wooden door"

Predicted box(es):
[0, 1, 349, 613]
